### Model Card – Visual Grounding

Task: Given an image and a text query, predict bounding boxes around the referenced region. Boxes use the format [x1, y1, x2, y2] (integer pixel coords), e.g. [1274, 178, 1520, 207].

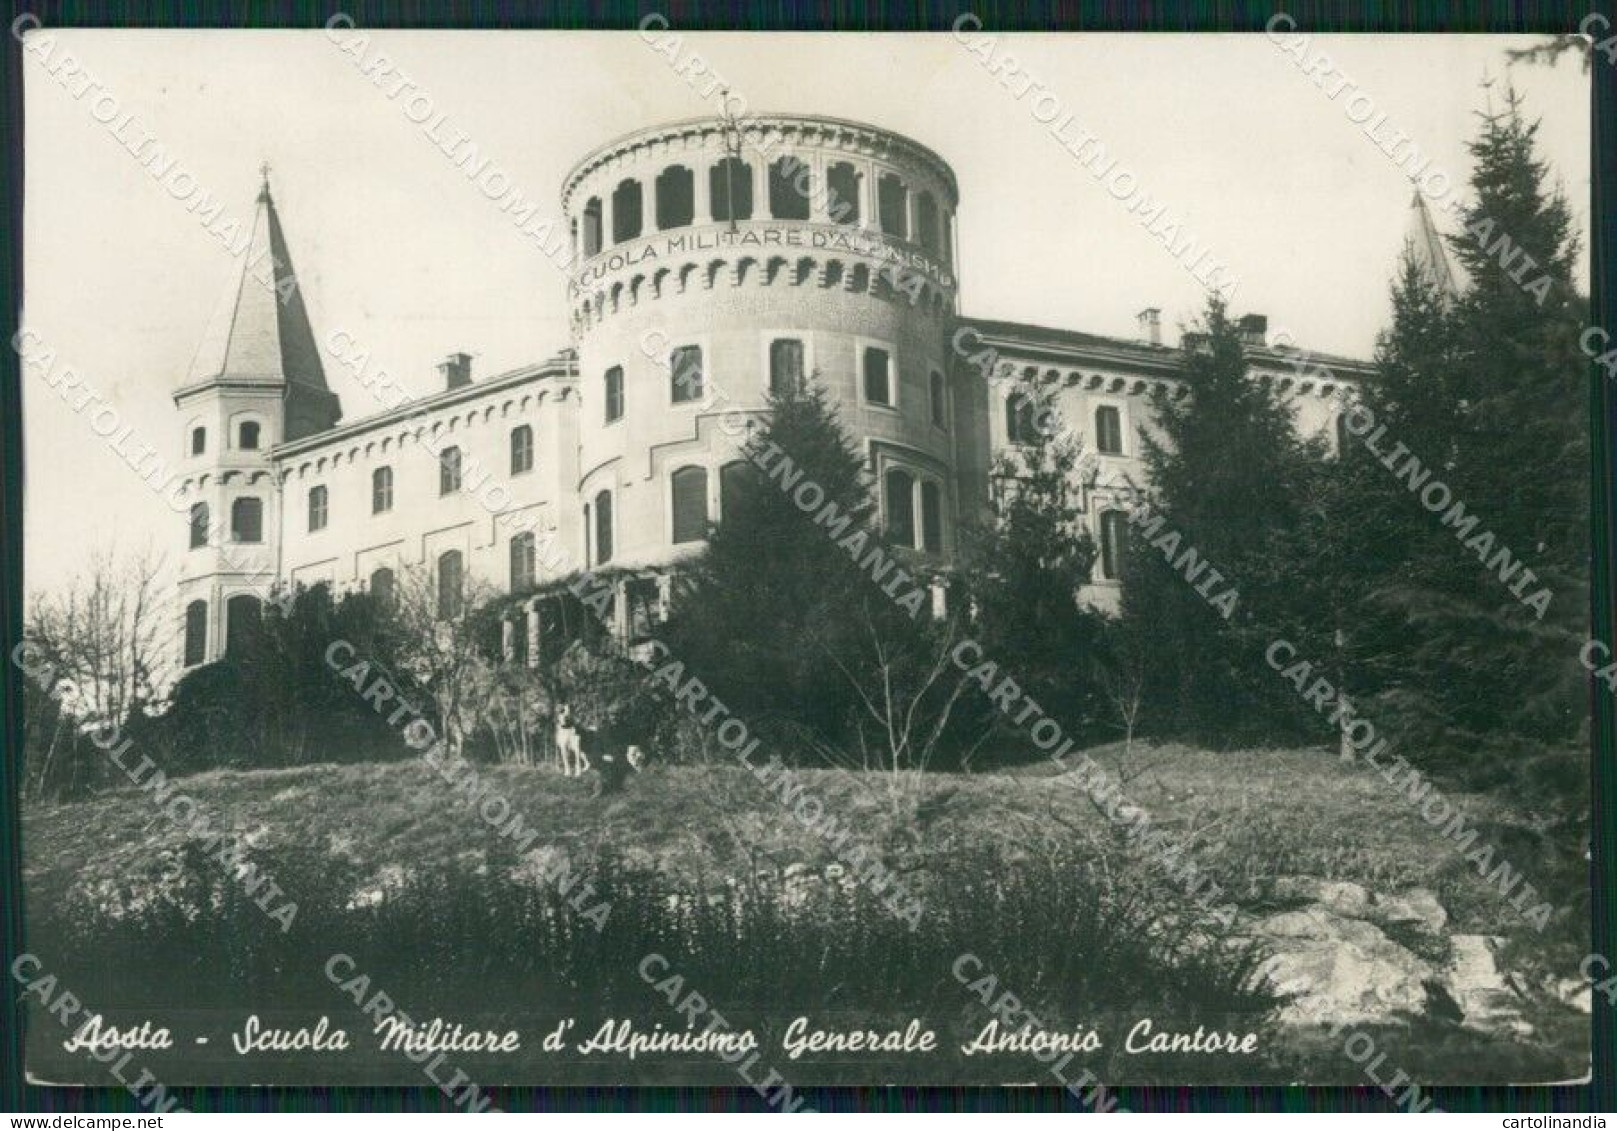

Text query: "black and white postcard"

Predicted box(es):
[7, 19, 1607, 1109]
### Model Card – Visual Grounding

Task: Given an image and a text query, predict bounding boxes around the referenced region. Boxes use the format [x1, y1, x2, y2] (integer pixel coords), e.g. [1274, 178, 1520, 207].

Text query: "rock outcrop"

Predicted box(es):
[1248, 876, 1531, 1036]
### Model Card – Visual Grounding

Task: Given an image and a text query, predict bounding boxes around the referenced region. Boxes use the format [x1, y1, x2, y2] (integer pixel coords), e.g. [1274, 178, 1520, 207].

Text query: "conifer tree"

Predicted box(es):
[961, 388, 1107, 736]
[1346, 90, 1588, 782]
[1120, 295, 1332, 746]
[662, 379, 878, 739]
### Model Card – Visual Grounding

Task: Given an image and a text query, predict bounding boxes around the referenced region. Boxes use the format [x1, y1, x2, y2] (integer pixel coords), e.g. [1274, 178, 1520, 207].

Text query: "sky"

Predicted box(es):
[19, 29, 1591, 593]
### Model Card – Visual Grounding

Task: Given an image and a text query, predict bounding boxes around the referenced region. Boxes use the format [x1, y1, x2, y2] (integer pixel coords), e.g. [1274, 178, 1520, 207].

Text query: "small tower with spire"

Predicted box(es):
[172, 169, 342, 668]
[1404, 188, 1460, 300]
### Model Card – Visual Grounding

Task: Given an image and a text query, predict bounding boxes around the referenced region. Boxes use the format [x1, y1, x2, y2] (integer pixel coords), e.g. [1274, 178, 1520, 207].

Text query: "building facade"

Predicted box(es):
[172, 113, 1381, 669]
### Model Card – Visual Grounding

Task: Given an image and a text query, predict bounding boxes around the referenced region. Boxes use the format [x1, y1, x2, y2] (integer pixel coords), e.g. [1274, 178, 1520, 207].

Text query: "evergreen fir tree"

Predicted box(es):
[1348, 89, 1588, 784]
[1121, 294, 1332, 746]
[662, 378, 877, 739]
[961, 390, 1107, 739]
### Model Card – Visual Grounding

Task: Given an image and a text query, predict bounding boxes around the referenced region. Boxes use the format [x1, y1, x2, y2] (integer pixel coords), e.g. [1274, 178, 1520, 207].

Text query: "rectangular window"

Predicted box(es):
[827, 162, 861, 227]
[929, 371, 947, 428]
[440, 447, 462, 495]
[885, 468, 915, 547]
[921, 481, 943, 553]
[1095, 405, 1124, 455]
[878, 174, 908, 239]
[595, 490, 614, 564]
[511, 425, 534, 475]
[510, 533, 536, 590]
[863, 347, 893, 406]
[231, 498, 263, 543]
[183, 601, 207, 666]
[769, 158, 811, 220]
[710, 159, 753, 223]
[605, 365, 625, 423]
[308, 486, 328, 532]
[769, 339, 804, 396]
[670, 466, 709, 544]
[373, 466, 393, 513]
[1099, 511, 1128, 580]
[671, 346, 704, 404]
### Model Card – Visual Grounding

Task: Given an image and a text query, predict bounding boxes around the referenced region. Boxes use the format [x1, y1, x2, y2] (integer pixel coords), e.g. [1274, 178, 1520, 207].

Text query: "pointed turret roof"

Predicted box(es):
[178, 171, 340, 433]
[1404, 189, 1460, 299]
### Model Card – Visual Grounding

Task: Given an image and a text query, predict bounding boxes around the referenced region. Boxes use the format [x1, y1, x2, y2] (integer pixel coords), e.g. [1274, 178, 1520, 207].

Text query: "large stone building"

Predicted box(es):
[172, 113, 1387, 668]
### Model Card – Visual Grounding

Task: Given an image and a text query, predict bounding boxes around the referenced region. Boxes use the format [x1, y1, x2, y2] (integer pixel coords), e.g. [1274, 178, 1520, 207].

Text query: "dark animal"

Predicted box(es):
[575, 716, 646, 797]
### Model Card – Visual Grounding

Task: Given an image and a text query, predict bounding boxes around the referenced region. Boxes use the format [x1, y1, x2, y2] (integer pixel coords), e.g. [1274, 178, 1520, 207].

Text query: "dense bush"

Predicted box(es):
[143, 584, 416, 773]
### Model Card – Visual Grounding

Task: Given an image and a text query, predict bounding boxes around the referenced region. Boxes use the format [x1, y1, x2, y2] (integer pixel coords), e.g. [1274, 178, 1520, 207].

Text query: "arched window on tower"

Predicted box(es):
[183, 600, 208, 666]
[656, 165, 694, 230]
[238, 420, 261, 450]
[189, 503, 209, 549]
[710, 157, 753, 223]
[230, 497, 263, 543]
[769, 157, 811, 220]
[885, 468, 916, 548]
[878, 174, 908, 239]
[510, 531, 537, 591]
[190, 426, 206, 456]
[225, 594, 262, 657]
[1099, 511, 1128, 581]
[594, 490, 614, 564]
[826, 162, 860, 226]
[582, 197, 603, 256]
[437, 550, 464, 620]
[670, 466, 709, 545]
[612, 179, 643, 243]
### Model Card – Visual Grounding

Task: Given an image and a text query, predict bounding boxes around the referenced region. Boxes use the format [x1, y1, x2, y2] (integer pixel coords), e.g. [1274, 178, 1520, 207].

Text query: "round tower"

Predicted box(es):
[561, 114, 961, 571]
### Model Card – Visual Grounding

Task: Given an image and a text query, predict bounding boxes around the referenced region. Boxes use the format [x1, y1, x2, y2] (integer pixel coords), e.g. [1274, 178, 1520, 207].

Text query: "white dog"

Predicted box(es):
[553, 702, 590, 778]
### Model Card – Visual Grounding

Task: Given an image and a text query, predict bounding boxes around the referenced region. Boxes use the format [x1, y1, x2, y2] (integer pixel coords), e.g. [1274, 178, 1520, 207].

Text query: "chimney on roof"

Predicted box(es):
[1136, 307, 1162, 346]
[1237, 313, 1268, 346]
[438, 352, 474, 390]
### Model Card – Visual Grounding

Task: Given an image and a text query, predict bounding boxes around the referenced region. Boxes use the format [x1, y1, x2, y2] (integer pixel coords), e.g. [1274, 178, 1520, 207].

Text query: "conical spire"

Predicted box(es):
[1404, 189, 1460, 300]
[180, 169, 340, 438]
